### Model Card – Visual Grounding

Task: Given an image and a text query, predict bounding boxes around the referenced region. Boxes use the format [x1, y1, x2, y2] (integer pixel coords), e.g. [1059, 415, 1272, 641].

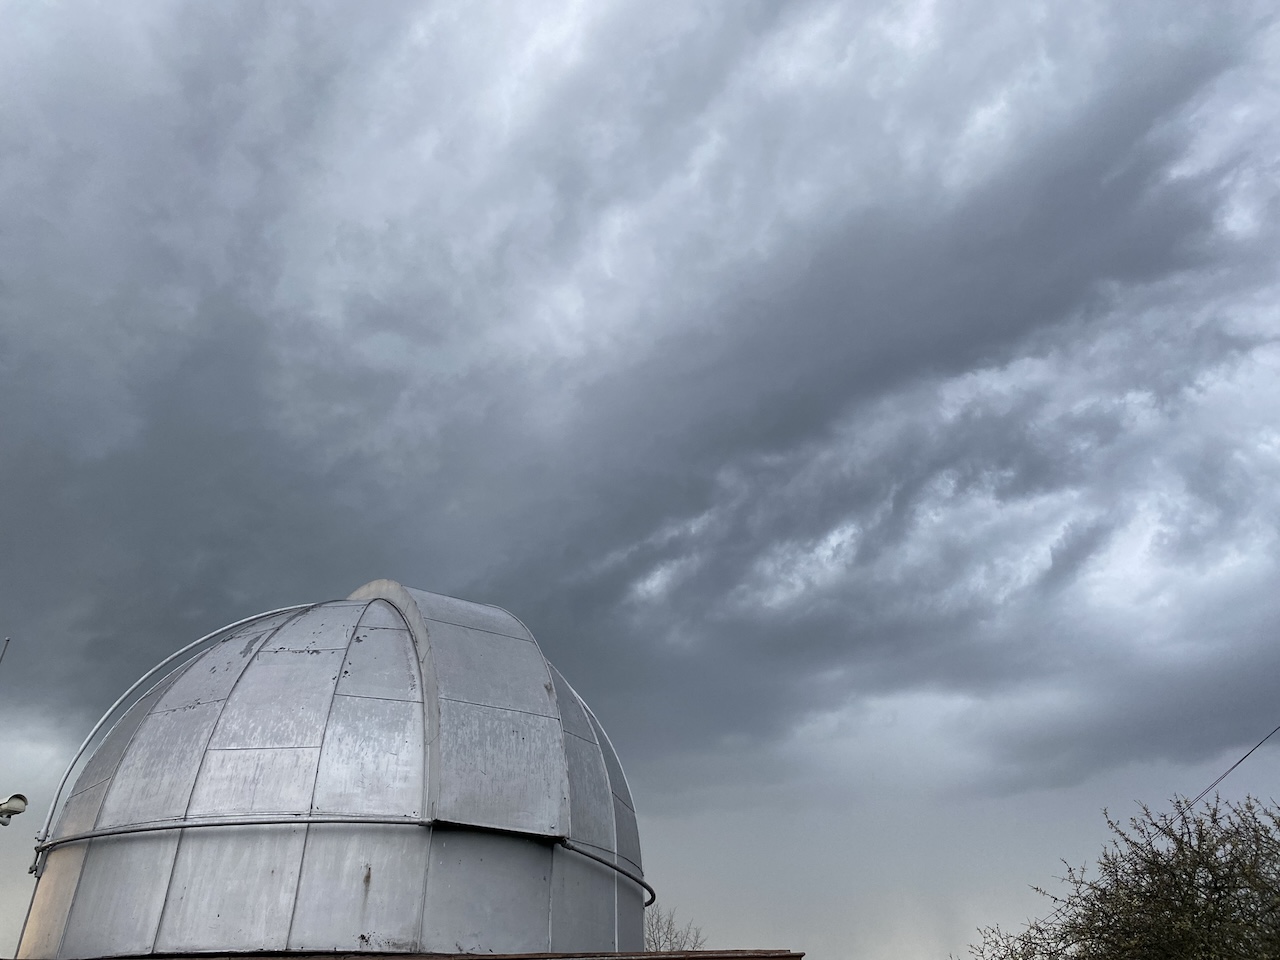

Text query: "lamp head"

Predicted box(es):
[0, 794, 27, 825]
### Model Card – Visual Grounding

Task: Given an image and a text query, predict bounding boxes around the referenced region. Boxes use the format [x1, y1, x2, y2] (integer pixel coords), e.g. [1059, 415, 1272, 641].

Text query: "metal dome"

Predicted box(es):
[19, 580, 645, 959]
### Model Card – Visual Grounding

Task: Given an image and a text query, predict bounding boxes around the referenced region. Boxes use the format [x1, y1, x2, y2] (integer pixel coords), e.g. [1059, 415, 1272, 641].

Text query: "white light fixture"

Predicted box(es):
[0, 794, 27, 826]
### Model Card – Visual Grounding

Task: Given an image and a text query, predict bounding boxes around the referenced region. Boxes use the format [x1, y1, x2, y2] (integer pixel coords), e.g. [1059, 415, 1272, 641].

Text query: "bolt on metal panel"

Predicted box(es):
[96, 701, 223, 828]
[207, 648, 344, 749]
[563, 732, 615, 850]
[355, 599, 410, 631]
[337, 626, 421, 702]
[187, 747, 322, 817]
[288, 823, 430, 952]
[419, 830, 552, 954]
[434, 700, 566, 836]
[549, 666, 596, 743]
[549, 843, 617, 953]
[58, 833, 180, 959]
[312, 695, 424, 817]
[154, 824, 307, 954]
[155, 627, 273, 711]
[613, 796, 642, 873]
[587, 711, 634, 810]
[259, 603, 365, 652]
[405, 587, 533, 640]
[16, 846, 85, 960]
[431, 620, 558, 717]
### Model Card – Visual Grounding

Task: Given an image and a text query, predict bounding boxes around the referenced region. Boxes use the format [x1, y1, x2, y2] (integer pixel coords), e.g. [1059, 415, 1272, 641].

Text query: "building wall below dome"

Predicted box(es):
[29, 824, 639, 958]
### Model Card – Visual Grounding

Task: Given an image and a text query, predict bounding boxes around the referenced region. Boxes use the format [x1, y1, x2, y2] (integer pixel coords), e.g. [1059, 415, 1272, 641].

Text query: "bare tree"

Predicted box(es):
[645, 901, 708, 952]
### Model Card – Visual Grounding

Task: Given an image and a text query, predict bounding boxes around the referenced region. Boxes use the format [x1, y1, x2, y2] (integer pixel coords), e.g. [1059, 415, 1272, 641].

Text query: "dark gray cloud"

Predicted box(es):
[2, 2, 1278, 957]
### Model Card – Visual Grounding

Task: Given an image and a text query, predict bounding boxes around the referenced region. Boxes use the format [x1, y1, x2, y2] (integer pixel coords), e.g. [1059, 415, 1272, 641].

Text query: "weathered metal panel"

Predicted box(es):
[236, 608, 312, 633]
[187, 747, 321, 816]
[355, 598, 409, 631]
[616, 879, 645, 951]
[432, 620, 557, 717]
[154, 824, 306, 953]
[20, 674, 184, 959]
[549, 842, 617, 952]
[259, 603, 364, 652]
[70, 667, 185, 801]
[419, 829, 552, 954]
[16, 846, 85, 960]
[207, 648, 343, 749]
[405, 587, 533, 640]
[613, 795, 642, 873]
[96, 701, 222, 827]
[588, 711, 634, 810]
[55, 779, 110, 839]
[155, 627, 273, 711]
[434, 700, 565, 835]
[288, 823, 429, 952]
[563, 732, 614, 850]
[312, 695, 424, 816]
[549, 666, 596, 743]
[337, 626, 421, 702]
[58, 833, 180, 959]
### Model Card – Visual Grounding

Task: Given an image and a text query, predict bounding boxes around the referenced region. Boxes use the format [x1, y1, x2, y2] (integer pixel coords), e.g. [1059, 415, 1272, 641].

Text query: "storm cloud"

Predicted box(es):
[2, 2, 1278, 958]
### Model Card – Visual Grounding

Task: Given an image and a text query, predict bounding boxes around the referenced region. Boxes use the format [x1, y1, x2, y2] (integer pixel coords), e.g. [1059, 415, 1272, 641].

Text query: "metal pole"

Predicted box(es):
[0, 637, 10, 675]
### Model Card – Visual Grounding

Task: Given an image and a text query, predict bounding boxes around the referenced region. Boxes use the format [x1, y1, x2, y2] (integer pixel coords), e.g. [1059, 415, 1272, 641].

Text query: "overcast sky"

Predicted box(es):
[2, 2, 1279, 958]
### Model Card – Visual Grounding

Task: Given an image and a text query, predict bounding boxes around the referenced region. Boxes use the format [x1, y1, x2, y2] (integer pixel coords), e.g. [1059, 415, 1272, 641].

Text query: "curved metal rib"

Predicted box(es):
[33, 604, 314, 850]
[37, 815, 656, 906]
[35, 813, 430, 854]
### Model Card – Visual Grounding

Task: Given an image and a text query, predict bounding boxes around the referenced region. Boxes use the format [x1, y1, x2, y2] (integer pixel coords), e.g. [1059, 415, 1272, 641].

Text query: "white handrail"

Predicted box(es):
[33, 604, 313, 851]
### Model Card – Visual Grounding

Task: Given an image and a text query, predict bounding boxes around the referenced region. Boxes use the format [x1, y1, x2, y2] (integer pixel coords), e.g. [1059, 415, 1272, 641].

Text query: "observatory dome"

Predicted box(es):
[20, 580, 644, 959]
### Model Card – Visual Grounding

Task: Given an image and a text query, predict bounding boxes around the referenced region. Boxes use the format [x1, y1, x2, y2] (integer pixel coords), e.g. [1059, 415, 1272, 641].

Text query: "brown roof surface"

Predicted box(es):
[133, 953, 803, 960]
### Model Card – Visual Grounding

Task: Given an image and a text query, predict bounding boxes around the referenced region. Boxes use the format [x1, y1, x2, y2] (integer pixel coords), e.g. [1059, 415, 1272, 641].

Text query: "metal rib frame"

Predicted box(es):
[34, 815, 657, 906]
[34, 814, 429, 852]
[31, 603, 315, 871]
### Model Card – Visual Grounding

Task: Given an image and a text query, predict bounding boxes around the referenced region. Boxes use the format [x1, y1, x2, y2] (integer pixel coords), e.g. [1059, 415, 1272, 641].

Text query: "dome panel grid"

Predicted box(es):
[20, 582, 645, 959]
[97, 701, 221, 828]
[72, 664, 188, 805]
[189, 747, 320, 817]
[153, 823, 306, 954]
[337, 610, 420, 702]
[313, 694, 424, 817]
[154, 625, 274, 712]
[207, 647, 344, 750]
[60, 833, 177, 959]
[288, 824, 428, 952]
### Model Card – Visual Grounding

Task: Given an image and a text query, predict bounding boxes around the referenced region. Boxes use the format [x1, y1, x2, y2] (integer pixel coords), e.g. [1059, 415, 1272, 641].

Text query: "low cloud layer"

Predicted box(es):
[2, 2, 1278, 957]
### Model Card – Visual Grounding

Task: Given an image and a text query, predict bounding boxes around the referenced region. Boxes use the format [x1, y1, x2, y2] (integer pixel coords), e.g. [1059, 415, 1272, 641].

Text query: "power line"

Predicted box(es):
[1184, 721, 1280, 811]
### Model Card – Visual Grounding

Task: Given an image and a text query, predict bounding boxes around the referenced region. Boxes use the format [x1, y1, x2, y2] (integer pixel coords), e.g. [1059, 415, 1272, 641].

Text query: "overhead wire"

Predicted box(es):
[1183, 720, 1280, 811]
